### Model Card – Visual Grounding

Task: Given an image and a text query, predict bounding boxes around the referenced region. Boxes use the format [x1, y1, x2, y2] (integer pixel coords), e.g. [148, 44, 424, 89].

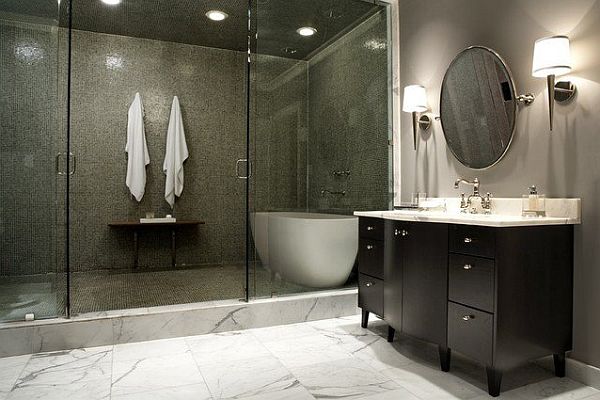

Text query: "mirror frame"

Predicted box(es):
[440, 45, 518, 170]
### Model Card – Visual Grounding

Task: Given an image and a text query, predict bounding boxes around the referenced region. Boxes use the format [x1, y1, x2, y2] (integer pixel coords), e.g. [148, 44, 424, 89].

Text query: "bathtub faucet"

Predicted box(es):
[321, 189, 346, 196]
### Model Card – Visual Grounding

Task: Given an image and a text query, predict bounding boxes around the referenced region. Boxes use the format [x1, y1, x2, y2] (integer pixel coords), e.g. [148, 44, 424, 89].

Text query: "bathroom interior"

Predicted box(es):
[1, 0, 600, 399]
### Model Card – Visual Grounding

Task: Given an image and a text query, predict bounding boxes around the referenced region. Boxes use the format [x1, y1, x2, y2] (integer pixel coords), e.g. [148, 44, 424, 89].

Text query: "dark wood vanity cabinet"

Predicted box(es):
[357, 217, 574, 397]
[358, 218, 385, 327]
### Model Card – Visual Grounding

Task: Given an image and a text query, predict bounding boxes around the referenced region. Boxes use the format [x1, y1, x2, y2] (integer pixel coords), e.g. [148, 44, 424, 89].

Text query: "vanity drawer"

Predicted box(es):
[358, 238, 384, 279]
[450, 225, 495, 259]
[359, 218, 384, 241]
[449, 254, 495, 312]
[358, 274, 383, 317]
[448, 302, 493, 365]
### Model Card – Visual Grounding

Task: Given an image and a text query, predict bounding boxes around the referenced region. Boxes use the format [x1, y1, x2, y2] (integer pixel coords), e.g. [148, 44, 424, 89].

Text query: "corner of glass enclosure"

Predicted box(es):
[248, 0, 395, 299]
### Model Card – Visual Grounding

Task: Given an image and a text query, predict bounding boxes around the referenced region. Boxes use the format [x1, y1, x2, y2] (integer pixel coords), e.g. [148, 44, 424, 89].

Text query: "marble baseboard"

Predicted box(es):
[0, 290, 359, 358]
[567, 358, 600, 390]
[536, 354, 600, 391]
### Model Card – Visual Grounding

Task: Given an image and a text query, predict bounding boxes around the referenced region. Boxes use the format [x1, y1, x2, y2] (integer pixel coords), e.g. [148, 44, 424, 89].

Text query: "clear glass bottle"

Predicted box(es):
[522, 185, 546, 217]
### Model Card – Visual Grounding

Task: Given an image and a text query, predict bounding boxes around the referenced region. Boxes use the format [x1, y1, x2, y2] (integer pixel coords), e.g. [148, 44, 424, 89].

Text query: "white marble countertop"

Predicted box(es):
[354, 198, 581, 228]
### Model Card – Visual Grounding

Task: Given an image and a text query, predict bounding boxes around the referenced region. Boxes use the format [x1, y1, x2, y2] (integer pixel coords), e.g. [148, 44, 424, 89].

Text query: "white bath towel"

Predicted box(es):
[163, 96, 189, 208]
[125, 93, 150, 202]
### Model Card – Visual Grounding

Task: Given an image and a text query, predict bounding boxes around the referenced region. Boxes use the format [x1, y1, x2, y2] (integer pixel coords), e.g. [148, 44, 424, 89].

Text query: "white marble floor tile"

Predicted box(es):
[235, 385, 316, 400]
[292, 357, 401, 399]
[198, 355, 300, 399]
[6, 378, 111, 400]
[248, 322, 319, 343]
[350, 336, 415, 371]
[505, 377, 599, 400]
[111, 352, 206, 397]
[308, 317, 381, 339]
[262, 333, 353, 369]
[357, 388, 422, 399]
[113, 337, 190, 362]
[14, 347, 112, 388]
[186, 331, 271, 364]
[111, 383, 212, 400]
[0, 355, 30, 398]
[381, 362, 486, 399]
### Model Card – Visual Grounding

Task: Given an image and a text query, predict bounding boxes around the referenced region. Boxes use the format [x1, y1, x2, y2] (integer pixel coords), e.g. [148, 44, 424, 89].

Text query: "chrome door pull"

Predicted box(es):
[365, 282, 374, 287]
[401, 229, 409, 237]
[462, 315, 475, 321]
[367, 226, 375, 231]
[463, 237, 473, 243]
[56, 152, 76, 175]
[463, 264, 473, 270]
[68, 152, 76, 175]
[366, 245, 374, 250]
[236, 159, 252, 179]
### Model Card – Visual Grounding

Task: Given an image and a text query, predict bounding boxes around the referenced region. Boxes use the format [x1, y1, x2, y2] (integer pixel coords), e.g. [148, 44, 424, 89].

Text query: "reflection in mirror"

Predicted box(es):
[440, 46, 517, 169]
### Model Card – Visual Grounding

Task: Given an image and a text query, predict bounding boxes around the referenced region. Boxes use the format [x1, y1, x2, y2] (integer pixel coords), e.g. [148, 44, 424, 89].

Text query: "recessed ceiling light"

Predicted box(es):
[206, 10, 228, 21]
[101, 0, 121, 5]
[296, 27, 317, 37]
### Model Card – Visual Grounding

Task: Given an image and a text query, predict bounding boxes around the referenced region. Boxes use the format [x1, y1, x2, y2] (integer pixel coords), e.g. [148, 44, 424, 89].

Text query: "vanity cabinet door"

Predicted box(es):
[384, 220, 405, 331]
[401, 222, 449, 346]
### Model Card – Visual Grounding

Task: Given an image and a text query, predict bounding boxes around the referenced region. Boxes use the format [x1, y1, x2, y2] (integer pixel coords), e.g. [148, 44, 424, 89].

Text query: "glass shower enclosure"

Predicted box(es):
[0, 0, 69, 322]
[0, 0, 394, 322]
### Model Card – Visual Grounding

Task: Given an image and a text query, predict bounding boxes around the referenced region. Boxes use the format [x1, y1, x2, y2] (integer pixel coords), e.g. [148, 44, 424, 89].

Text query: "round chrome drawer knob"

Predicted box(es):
[462, 315, 475, 321]
[463, 237, 473, 243]
[463, 264, 473, 270]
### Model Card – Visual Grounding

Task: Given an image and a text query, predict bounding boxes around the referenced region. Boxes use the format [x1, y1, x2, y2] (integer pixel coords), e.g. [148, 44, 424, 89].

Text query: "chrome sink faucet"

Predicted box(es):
[454, 178, 492, 214]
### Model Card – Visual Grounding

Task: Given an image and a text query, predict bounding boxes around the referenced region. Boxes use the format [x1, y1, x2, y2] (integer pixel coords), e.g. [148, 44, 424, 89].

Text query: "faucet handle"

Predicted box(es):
[460, 193, 467, 209]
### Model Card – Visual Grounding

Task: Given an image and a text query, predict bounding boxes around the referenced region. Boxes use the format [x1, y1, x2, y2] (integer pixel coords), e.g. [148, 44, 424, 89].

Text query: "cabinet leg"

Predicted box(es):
[387, 326, 395, 343]
[438, 346, 451, 372]
[486, 367, 503, 397]
[361, 310, 369, 328]
[553, 353, 566, 377]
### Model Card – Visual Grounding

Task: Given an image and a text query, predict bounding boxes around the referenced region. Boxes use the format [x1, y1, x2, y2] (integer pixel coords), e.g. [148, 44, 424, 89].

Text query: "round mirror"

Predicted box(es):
[440, 46, 517, 169]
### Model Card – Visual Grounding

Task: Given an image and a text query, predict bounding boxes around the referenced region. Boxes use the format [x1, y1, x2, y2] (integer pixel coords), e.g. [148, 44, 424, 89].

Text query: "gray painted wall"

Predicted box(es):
[399, 0, 600, 368]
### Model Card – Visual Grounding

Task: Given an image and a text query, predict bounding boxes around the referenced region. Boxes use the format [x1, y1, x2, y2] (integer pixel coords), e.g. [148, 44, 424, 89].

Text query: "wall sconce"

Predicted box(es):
[532, 35, 576, 131]
[403, 85, 431, 150]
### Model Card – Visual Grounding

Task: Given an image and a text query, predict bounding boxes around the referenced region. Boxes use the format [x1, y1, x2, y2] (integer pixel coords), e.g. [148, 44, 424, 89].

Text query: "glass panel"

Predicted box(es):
[0, 0, 69, 322]
[249, 0, 392, 298]
[68, 0, 249, 314]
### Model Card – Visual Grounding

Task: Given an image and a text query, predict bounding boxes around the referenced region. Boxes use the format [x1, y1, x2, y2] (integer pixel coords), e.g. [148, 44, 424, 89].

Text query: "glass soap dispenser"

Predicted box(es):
[522, 185, 546, 217]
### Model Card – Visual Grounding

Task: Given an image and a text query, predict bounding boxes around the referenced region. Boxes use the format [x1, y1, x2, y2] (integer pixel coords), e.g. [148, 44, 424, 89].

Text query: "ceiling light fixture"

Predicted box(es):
[206, 10, 228, 21]
[101, 0, 122, 5]
[296, 27, 317, 37]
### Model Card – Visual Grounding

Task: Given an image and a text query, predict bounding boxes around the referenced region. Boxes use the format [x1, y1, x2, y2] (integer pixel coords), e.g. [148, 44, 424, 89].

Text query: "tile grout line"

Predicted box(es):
[185, 335, 215, 400]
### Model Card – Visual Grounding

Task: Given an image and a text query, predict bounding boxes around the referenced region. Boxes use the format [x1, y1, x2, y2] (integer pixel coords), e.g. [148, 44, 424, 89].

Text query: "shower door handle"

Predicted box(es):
[236, 159, 252, 179]
[56, 152, 76, 175]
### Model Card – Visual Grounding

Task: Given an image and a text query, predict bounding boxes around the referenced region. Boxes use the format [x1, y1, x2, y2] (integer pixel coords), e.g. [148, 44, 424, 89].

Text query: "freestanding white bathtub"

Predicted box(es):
[251, 212, 358, 288]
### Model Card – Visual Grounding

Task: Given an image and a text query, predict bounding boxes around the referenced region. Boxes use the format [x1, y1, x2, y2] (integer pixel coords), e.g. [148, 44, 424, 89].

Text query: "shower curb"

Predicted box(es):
[0, 289, 359, 358]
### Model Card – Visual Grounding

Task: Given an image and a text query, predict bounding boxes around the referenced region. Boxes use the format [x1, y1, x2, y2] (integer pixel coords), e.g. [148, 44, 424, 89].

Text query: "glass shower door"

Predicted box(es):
[0, 0, 69, 322]
[248, 0, 394, 299]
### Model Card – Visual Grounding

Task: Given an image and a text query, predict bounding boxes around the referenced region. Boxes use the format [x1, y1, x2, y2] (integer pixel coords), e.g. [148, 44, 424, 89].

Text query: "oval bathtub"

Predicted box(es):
[251, 212, 358, 288]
